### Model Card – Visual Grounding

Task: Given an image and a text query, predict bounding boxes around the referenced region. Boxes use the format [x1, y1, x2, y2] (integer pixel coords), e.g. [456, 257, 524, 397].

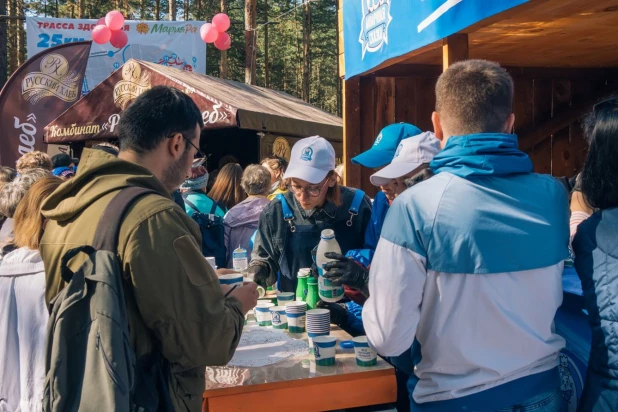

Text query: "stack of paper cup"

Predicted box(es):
[254, 302, 275, 326]
[276, 292, 295, 306]
[306, 308, 330, 347]
[285, 301, 307, 333]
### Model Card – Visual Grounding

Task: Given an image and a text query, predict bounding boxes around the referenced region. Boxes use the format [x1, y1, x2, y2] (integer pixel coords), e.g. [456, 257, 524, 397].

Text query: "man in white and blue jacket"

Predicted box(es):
[363, 60, 570, 411]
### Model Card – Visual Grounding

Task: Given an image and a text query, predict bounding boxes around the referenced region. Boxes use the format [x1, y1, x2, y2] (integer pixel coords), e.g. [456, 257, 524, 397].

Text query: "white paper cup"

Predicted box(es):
[353, 336, 377, 367]
[219, 273, 243, 288]
[276, 292, 295, 306]
[308, 331, 329, 348]
[287, 312, 306, 333]
[243, 278, 266, 298]
[269, 306, 288, 329]
[254, 302, 274, 326]
[312, 336, 337, 366]
[205, 257, 216, 269]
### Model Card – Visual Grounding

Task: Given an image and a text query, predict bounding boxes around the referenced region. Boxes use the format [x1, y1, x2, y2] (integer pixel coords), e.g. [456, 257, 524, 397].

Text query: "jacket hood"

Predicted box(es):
[42, 149, 171, 223]
[430, 133, 533, 178]
[224, 197, 270, 228]
[0, 247, 44, 276]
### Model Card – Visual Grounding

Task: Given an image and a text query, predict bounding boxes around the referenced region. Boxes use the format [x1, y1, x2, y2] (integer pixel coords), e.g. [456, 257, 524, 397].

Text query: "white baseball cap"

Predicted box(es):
[284, 136, 336, 184]
[370, 132, 441, 186]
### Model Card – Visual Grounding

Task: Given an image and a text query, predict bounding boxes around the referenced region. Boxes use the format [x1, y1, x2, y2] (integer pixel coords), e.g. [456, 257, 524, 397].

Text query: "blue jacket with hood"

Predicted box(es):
[363, 133, 569, 411]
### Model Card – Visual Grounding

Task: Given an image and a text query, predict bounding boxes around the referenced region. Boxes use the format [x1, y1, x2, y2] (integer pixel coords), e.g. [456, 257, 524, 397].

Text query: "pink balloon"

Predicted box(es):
[212, 13, 230, 32]
[214, 32, 231, 50]
[105, 10, 125, 31]
[92, 24, 112, 44]
[96, 17, 106, 25]
[110, 29, 128, 49]
[200, 23, 219, 43]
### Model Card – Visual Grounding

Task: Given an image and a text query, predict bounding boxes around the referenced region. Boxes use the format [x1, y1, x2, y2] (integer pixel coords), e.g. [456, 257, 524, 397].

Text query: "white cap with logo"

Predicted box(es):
[284, 136, 336, 184]
[370, 132, 441, 186]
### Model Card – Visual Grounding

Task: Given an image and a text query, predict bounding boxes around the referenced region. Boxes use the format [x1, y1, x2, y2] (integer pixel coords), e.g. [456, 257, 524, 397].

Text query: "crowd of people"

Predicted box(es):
[0, 59, 617, 412]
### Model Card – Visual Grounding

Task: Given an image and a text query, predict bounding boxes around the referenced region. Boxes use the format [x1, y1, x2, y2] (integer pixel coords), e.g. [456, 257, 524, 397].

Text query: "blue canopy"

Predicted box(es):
[343, 0, 529, 79]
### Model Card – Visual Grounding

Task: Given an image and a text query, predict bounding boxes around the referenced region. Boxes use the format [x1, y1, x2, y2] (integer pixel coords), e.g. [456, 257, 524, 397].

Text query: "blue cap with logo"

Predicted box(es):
[352, 123, 422, 168]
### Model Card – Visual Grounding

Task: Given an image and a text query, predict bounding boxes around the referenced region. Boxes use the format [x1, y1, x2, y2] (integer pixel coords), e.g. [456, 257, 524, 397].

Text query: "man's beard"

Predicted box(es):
[162, 149, 191, 193]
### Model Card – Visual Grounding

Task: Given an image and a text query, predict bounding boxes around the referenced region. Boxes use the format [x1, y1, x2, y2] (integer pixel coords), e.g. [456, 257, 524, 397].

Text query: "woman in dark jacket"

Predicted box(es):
[573, 96, 618, 412]
[247, 136, 372, 293]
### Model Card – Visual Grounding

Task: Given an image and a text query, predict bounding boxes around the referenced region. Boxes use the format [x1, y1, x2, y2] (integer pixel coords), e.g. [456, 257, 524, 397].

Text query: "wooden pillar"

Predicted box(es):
[343, 77, 361, 189]
[442, 33, 468, 71]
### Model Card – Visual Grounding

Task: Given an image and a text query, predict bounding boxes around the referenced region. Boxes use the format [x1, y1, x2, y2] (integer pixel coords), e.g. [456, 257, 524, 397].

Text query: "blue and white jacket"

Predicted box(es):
[363, 133, 569, 410]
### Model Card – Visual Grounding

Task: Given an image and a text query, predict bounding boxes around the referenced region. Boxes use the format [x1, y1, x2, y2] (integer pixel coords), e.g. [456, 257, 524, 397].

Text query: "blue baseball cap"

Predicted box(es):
[351, 123, 422, 168]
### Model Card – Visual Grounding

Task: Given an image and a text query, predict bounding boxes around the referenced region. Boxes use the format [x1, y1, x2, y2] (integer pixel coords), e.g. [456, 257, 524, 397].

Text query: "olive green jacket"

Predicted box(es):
[40, 149, 244, 411]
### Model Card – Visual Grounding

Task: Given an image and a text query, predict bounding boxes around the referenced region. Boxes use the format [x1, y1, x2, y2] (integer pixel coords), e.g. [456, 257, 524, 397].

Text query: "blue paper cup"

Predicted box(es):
[219, 273, 243, 288]
[254, 302, 274, 326]
[353, 336, 377, 367]
[313, 336, 337, 366]
[269, 306, 288, 329]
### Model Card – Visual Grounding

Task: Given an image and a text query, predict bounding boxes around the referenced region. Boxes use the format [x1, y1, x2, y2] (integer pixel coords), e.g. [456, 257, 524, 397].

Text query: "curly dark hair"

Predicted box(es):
[580, 96, 618, 210]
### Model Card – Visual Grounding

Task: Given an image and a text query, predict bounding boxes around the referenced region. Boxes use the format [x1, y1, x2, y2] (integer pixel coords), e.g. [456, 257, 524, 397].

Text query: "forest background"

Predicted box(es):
[0, 0, 342, 116]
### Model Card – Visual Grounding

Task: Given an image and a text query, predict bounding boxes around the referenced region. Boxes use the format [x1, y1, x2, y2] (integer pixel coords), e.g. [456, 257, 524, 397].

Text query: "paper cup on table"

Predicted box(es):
[205, 257, 216, 269]
[285, 301, 307, 333]
[276, 292, 295, 306]
[269, 306, 288, 329]
[254, 302, 274, 326]
[312, 336, 337, 366]
[353, 336, 377, 367]
[219, 273, 243, 288]
[243, 277, 266, 298]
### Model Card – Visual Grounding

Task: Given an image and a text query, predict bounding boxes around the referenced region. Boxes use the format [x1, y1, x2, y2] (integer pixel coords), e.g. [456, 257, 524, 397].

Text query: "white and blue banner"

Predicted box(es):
[343, 0, 529, 78]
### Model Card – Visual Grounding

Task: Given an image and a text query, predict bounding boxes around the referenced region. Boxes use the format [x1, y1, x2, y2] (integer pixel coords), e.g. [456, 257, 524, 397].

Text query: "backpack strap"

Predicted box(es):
[183, 197, 201, 215]
[92, 187, 160, 252]
[276, 193, 296, 233]
[346, 189, 365, 227]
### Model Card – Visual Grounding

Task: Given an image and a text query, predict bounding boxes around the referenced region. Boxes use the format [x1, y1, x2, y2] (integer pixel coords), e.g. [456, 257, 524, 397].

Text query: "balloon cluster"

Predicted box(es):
[200, 13, 231, 51]
[92, 11, 128, 49]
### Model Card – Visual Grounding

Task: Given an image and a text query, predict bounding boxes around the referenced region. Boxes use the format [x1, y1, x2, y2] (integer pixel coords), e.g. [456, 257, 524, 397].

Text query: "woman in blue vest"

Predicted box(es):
[573, 96, 618, 411]
[246, 136, 372, 293]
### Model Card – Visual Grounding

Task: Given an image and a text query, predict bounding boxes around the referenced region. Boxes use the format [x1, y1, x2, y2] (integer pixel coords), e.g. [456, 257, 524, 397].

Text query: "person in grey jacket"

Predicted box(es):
[246, 136, 372, 292]
[573, 96, 618, 412]
[224, 165, 271, 268]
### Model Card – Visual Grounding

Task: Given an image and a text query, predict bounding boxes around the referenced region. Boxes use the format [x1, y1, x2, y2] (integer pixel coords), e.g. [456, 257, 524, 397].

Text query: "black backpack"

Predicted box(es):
[182, 191, 227, 268]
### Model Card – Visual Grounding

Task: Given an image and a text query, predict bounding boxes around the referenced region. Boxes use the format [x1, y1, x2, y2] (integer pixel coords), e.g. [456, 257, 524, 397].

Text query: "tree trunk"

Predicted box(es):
[7, 0, 16, 73]
[0, 0, 7, 88]
[140, 0, 146, 18]
[264, 0, 269, 87]
[155, 0, 160, 20]
[302, 0, 311, 102]
[78, 0, 85, 17]
[219, 0, 228, 78]
[16, 0, 25, 66]
[183, 0, 189, 20]
[169, 0, 176, 20]
[244, 0, 257, 84]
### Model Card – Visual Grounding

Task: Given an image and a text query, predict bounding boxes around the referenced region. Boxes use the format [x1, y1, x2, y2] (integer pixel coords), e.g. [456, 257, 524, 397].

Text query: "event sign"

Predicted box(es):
[343, 0, 529, 78]
[26, 17, 207, 94]
[0, 41, 91, 167]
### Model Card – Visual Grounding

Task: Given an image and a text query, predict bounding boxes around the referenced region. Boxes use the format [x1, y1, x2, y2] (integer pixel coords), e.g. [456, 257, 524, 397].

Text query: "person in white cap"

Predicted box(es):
[245, 136, 372, 293]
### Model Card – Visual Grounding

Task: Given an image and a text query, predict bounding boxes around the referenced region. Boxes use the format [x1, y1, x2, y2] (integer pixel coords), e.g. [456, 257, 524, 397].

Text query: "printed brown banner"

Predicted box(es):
[0, 41, 92, 167]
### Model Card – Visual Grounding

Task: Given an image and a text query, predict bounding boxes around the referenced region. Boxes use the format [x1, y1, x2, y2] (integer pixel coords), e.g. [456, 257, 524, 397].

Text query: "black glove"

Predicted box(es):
[246, 264, 274, 289]
[316, 300, 348, 326]
[310, 246, 319, 280]
[322, 252, 369, 290]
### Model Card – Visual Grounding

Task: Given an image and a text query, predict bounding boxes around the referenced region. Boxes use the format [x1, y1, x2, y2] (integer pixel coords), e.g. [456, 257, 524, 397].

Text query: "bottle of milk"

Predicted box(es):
[316, 229, 345, 303]
[233, 245, 248, 272]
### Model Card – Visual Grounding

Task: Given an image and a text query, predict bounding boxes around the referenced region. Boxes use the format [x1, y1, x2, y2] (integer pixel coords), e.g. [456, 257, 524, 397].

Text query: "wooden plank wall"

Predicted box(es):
[345, 69, 618, 194]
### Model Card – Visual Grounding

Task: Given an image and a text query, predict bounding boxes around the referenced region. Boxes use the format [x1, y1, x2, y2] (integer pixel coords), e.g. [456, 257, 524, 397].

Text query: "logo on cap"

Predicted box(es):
[394, 143, 403, 157]
[373, 133, 383, 146]
[300, 146, 313, 161]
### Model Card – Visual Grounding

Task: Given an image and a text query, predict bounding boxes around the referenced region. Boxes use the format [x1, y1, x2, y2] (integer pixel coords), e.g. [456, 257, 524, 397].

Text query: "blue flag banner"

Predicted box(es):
[343, 0, 529, 79]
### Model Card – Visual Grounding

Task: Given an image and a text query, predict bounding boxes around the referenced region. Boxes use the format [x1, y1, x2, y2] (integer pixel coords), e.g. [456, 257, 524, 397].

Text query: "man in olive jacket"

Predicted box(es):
[40, 86, 258, 411]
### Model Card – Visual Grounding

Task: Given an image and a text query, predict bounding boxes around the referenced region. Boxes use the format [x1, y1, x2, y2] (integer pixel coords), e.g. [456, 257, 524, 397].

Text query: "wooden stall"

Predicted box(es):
[44, 59, 343, 169]
[340, 0, 618, 195]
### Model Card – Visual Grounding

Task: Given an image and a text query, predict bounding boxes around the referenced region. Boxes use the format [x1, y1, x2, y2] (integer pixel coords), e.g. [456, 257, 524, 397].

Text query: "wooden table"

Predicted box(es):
[203, 325, 397, 412]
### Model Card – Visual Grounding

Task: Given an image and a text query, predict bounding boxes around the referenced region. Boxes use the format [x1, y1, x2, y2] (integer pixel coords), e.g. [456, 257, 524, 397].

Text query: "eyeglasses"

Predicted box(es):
[168, 132, 205, 159]
[289, 178, 329, 197]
